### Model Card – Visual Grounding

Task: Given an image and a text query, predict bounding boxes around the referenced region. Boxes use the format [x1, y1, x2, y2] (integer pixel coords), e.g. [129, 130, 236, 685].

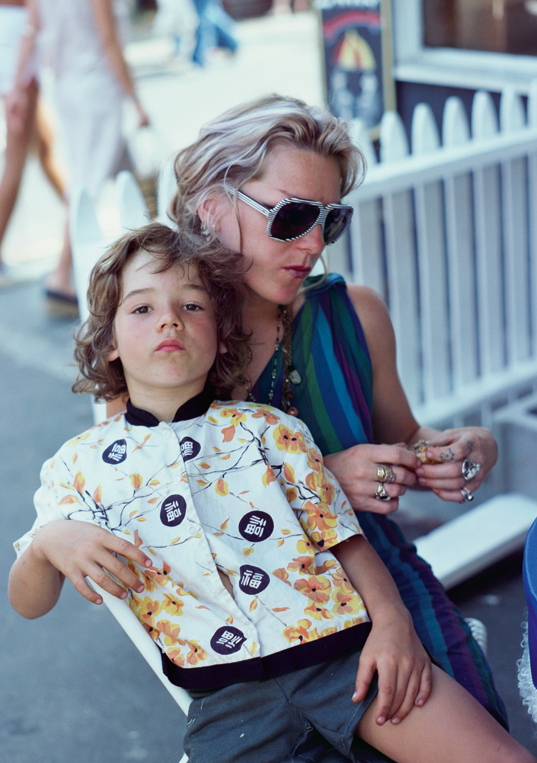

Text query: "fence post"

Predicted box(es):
[472, 91, 505, 375]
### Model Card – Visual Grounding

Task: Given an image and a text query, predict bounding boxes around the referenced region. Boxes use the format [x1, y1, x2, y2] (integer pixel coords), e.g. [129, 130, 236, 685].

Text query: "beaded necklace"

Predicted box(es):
[243, 305, 301, 416]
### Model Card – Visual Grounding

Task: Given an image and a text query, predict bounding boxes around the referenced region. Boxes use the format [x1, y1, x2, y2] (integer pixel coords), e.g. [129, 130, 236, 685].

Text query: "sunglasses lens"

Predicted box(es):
[270, 202, 320, 241]
[324, 207, 353, 244]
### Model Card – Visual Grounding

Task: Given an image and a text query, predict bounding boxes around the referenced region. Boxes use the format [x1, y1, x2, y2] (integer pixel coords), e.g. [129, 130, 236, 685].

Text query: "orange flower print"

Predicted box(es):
[296, 537, 315, 555]
[331, 568, 354, 595]
[302, 501, 338, 535]
[307, 528, 338, 550]
[251, 407, 280, 426]
[287, 556, 315, 575]
[273, 425, 307, 454]
[158, 619, 183, 642]
[186, 640, 207, 666]
[305, 471, 335, 505]
[294, 575, 331, 604]
[166, 648, 185, 668]
[331, 590, 364, 616]
[135, 595, 162, 626]
[314, 558, 337, 575]
[146, 561, 172, 586]
[162, 593, 184, 617]
[283, 619, 320, 644]
[306, 447, 323, 472]
[273, 567, 291, 585]
[220, 407, 248, 441]
[304, 600, 334, 621]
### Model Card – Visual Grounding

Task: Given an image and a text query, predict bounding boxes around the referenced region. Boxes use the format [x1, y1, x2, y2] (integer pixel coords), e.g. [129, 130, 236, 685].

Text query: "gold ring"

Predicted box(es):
[377, 464, 388, 482]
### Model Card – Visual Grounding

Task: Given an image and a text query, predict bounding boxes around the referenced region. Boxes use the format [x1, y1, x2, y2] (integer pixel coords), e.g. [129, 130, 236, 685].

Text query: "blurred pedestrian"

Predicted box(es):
[7, 0, 149, 315]
[0, 0, 65, 287]
[191, 0, 239, 67]
[153, 0, 199, 62]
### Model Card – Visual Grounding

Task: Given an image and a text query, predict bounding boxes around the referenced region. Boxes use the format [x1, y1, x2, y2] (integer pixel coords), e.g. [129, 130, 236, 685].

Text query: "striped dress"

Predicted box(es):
[251, 273, 507, 727]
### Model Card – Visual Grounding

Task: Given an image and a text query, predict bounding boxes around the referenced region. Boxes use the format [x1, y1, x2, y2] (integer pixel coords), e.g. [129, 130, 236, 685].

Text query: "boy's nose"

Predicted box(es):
[158, 307, 183, 329]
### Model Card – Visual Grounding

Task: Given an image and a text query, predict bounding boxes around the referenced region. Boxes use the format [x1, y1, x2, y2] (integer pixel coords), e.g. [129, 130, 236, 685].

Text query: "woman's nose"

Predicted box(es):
[296, 223, 325, 254]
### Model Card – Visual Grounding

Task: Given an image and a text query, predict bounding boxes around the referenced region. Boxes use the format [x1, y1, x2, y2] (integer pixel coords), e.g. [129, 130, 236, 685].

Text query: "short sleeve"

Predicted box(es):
[13, 454, 76, 557]
[270, 415, 363, 552]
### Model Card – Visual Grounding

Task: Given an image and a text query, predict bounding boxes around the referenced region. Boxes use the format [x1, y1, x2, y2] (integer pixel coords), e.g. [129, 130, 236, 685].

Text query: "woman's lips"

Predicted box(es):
[284, 266, 311, 278]
[156, 339, 185, 352]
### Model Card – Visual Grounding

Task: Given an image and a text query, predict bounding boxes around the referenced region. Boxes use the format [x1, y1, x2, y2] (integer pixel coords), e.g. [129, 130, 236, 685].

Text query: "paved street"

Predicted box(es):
[1, 9, 536, 762]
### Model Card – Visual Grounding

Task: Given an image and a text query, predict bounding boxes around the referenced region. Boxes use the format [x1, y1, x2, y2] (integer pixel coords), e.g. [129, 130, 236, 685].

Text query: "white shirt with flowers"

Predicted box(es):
[15, 400, 370, 687]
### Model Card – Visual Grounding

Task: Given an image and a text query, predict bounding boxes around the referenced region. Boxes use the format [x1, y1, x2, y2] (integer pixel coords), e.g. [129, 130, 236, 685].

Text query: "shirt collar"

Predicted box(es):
[125, 383, 215, 427]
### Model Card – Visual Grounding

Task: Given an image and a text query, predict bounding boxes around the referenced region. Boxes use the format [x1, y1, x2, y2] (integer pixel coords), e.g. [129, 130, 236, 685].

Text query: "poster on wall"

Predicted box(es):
[317, 0, 395, 135]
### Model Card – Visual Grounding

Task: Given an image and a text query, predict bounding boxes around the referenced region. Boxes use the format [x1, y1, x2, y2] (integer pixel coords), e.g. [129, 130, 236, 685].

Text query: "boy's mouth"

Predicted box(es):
[156, 339, 185, 352]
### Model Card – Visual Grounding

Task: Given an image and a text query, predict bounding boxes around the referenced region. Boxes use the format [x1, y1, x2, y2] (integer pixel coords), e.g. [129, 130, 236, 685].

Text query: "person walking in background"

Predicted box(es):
[6, 0, 149, 315]
[191, 0, 239, 67]
[0, 0, 65, 287]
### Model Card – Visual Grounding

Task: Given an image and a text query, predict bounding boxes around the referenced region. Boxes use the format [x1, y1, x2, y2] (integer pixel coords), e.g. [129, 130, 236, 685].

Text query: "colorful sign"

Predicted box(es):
[318, 0, 395, 132]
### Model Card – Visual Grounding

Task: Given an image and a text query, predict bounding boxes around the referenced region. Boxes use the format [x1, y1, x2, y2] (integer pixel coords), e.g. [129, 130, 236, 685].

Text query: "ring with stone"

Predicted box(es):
[462, 458, 481, 482]
[375, 482, 391, 501]
[384, 465, 396, 483]
[460, 486, 474, 503]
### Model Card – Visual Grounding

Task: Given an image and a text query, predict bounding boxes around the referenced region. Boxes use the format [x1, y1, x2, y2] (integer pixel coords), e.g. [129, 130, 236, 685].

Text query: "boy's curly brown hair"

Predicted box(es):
[73, 223, 251, 403]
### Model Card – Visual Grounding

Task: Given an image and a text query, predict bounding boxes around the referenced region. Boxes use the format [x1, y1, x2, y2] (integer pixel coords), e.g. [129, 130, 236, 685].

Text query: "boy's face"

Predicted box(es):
[108, 250, 221, 419]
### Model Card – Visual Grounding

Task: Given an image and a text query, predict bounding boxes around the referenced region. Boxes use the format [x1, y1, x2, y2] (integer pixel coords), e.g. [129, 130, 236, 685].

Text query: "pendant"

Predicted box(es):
[290, 368, 301, 385]
[287, 406, 299, 417]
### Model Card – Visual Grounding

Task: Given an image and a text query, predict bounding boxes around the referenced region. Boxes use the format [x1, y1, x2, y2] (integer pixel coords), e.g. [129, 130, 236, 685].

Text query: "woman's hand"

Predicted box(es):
[353, 605, 432, 724]
[324, 444, 421, 514]
[413, 427, 497, 503]
[32, 519, 152, 604]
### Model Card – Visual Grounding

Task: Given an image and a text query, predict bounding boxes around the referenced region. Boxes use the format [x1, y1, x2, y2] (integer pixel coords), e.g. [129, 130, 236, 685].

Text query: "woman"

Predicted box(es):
[168, 93, 507, 728]
[7, 0, 149, 310]
[0, 0, 64, 286]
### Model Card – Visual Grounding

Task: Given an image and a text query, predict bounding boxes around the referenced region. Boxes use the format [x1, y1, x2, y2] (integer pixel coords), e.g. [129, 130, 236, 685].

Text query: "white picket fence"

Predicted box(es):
[343, 83, 537, 431]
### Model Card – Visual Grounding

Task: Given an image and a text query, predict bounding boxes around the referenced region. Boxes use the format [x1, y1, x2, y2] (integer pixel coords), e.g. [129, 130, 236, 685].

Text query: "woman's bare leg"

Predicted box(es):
[34, 100, 65, 201]
[357, 664, 536, 763]
[0, 80, 38, 259]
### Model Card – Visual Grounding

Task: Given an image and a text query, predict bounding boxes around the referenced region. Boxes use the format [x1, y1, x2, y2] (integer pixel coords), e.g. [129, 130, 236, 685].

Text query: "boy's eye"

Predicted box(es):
[133, 305, 151, 314]
[184, 303, 203, 312]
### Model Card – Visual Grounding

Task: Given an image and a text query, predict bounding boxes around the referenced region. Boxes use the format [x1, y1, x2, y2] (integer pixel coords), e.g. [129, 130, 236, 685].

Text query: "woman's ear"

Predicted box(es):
[218, 341, 228, 355]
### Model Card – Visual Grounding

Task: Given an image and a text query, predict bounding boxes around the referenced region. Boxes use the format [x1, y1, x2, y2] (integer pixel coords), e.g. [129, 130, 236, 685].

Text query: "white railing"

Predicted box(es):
[344, 83, 537, 430]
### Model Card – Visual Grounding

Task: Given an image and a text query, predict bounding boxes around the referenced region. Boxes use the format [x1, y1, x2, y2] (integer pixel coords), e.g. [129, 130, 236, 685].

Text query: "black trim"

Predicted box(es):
[161, 621, 372, 690]
[125, 382, 215, 427]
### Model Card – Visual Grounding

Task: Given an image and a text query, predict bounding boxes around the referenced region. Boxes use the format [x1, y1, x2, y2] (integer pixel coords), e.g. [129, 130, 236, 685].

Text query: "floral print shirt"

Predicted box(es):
[15, 394, 370, 689]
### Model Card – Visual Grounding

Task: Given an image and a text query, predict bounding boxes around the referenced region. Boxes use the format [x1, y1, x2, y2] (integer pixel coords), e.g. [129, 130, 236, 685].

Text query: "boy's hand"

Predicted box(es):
[33, 520, 152, 605]
[352, 606, 432, 725]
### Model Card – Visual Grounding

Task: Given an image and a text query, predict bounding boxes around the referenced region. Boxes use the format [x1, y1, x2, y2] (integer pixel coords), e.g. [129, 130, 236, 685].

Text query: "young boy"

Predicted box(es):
[9, 224, 535, 763]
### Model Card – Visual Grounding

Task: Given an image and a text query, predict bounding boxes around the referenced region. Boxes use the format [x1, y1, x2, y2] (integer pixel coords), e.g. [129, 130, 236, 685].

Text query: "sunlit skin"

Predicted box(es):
[107, 251, 224, 422]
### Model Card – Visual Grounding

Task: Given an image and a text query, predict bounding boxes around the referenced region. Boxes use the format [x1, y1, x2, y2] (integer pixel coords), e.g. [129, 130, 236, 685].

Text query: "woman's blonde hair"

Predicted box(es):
[170, 93, 366, 236]
[73, 223, 250, 402]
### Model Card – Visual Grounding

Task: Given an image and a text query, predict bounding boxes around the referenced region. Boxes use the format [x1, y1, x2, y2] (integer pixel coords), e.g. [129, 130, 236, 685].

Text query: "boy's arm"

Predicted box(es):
[332, 535, 432, 726]
[9, 520, 152, 619]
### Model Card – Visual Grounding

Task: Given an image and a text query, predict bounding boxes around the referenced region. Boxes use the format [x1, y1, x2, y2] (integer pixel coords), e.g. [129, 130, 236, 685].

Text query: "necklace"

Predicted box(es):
[243, 305, 301, 416]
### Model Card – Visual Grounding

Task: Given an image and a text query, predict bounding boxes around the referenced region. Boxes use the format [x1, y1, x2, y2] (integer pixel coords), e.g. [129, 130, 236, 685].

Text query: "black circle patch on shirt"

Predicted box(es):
[102, 439, 127, 464]
[210, 626, 246, 654]
[238, 510, 274, 542]
[180, 437, 201, 462]
[160, 494, 187, 527]
[239, 565, 270, 594]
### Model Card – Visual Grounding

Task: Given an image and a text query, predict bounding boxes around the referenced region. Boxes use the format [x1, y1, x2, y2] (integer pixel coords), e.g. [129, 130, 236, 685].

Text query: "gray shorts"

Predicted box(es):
[183, 650, 393, 763]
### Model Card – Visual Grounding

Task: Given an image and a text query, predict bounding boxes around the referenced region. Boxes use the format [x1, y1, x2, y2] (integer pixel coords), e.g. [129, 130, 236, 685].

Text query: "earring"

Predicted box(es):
[200, 221, 211, 238]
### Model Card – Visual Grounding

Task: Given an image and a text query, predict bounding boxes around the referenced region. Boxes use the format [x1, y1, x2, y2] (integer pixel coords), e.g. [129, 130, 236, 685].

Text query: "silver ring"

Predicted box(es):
[375, 482, 391, 501]
[462, 458, 481, 482]
[460, 486, 474, 503]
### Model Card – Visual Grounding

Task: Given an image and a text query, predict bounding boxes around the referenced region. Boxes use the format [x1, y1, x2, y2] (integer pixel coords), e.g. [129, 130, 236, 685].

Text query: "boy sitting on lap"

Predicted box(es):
[9, 223, 533, 763]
